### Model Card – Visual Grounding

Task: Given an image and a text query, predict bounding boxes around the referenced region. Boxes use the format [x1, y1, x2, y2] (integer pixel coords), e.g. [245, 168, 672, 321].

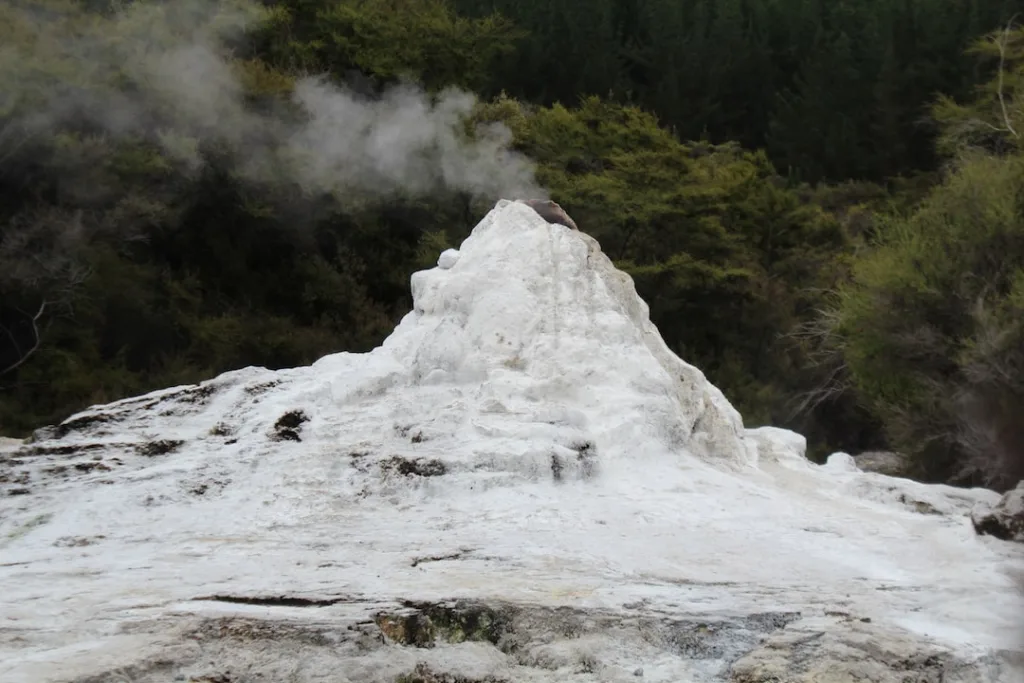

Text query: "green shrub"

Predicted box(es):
[829, 152, 1024, 488]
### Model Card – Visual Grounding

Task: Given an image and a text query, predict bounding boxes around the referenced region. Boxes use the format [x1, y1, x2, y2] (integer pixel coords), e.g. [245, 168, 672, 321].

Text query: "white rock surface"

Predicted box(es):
[1, 199, 1022, 683]
[437, 248, 460, 270]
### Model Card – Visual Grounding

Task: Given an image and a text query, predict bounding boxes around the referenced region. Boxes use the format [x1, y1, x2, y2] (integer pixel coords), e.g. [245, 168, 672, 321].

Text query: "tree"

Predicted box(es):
[818, 152, 1024, 489]
[811, 19, 1024, 490]
[933, 18, 1024, 156]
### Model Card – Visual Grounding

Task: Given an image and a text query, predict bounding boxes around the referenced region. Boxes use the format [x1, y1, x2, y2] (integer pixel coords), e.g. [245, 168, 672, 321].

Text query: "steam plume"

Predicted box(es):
[0, 0, 546, 205]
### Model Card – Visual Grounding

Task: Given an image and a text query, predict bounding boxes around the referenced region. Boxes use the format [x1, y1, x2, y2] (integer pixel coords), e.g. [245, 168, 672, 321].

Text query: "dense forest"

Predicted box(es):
[1, 0, 1023, 491]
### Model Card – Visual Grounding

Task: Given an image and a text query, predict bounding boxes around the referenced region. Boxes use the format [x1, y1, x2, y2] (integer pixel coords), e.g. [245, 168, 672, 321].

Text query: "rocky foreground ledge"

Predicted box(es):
[2, 200, 1023, 683]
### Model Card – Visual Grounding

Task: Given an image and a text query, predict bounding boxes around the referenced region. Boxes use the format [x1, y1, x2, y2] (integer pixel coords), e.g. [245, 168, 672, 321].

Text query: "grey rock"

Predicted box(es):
[728, 618, 1016, 683]
[853, 450, 912, 477]
[972, 480, 1024, 543]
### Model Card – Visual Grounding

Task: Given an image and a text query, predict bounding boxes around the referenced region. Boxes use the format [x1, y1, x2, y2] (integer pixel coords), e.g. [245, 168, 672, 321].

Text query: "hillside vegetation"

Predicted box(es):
[1, 0, 1022, 490]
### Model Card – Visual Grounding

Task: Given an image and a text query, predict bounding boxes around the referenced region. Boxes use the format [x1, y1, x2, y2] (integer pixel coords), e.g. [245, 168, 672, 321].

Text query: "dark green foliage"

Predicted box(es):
[253, 0, 523, 92]
[811, 22, 1024, 490]
[825, 153, 1024, 489]
[454, 0, 1021, 182]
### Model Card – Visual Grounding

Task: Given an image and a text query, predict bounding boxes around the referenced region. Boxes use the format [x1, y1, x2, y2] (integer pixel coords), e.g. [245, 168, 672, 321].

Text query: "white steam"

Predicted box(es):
[285, 79, 541, 199]
[1, 0, 546, 204]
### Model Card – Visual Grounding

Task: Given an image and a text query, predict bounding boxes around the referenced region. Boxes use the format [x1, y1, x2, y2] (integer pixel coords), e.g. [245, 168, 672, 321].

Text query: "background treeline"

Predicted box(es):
[1, 0, 1022, 491]
[454, 0, 1021, 182]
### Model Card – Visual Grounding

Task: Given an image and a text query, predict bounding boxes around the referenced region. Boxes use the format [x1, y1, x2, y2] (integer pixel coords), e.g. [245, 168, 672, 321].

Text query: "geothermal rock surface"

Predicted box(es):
[2, 200, 1022, 683]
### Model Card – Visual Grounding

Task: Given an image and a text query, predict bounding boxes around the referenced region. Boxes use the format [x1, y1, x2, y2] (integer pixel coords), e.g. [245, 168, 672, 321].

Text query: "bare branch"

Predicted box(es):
[782, 304, 857, 419]
[1, 299, 48, 376]
[994, 16, 1020, 139]
[787, 363, 851, 419]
